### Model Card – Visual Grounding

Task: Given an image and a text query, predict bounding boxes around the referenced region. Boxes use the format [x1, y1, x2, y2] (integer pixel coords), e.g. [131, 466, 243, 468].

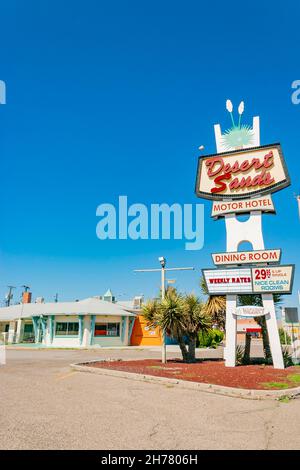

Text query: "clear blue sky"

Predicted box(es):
[0, 0, 299, 307]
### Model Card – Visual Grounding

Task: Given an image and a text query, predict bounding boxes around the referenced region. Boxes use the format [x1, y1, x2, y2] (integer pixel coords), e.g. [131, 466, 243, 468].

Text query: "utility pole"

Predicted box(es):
[5, 286, 16, 306]
[54, 293, 58, 303]
[134, 257, 194, 364]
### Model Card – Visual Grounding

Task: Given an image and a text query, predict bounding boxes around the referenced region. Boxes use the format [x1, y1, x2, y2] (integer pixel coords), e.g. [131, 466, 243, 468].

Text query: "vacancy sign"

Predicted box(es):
[235, 306, 266, 317]
[212, 249, 281, 266]
[211, 195, 275, 218]
[195, 143, 290, 201]
[252, 265, 295, 294]
[202, 268, 252, 295]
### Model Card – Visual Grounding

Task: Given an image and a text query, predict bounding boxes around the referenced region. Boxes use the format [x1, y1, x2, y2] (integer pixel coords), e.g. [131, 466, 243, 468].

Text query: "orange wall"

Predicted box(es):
[130, 315, 162, 346]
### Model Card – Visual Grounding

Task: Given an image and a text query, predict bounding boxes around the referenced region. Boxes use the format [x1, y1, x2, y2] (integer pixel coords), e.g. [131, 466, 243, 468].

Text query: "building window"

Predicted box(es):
[55, 322, 79, 336]
[94, 322, 120, 337]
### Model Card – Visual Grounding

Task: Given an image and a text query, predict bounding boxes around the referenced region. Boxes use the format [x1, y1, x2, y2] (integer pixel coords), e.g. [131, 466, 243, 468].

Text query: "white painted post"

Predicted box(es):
[161, 266, 167, 364]
[15, 318, 23, 343]
[262, 294, 284, 369]
[224, 295, 237, 366]
[82, 315, 90, 347]
[8, 321, 17, 344]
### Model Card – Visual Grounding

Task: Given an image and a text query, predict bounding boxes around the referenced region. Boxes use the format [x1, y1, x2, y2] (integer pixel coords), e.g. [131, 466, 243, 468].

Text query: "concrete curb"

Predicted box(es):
[70, 361, 300, 401]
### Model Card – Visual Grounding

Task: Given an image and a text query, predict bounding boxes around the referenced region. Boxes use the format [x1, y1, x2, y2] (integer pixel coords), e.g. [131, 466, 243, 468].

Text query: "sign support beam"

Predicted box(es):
[214, 114, 284, 369]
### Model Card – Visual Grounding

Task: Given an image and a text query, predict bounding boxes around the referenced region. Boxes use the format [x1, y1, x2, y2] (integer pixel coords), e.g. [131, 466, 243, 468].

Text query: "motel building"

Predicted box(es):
[0, 289, 264, 348]
[236, 318, 262, 342]
[0, 290, 138, 348]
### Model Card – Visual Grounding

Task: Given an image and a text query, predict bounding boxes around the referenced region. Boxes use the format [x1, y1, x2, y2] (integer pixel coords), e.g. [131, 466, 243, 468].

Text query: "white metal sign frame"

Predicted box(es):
[213, 114, 285, 369]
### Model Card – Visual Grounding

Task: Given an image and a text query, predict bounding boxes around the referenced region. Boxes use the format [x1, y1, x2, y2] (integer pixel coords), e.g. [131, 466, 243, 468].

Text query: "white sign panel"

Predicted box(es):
[212, 249, 281, 266]
[234, 306, 266, 317]
[195, 143, 290, 200]
[202, 268, 252, 295]
[211, 195, 275, 218]
[252, 265, 295, 294]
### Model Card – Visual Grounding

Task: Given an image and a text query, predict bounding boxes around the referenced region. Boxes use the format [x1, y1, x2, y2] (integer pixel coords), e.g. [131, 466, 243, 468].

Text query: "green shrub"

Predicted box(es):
[198, 328, 224, 349]
[278, 328, 291, 345]
[282, 346, 293, 367]
[236, 344, 245, 365]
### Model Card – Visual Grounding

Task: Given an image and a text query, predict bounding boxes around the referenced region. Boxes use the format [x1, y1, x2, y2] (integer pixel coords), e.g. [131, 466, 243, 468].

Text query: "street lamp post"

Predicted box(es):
[134, 257, 194, 364]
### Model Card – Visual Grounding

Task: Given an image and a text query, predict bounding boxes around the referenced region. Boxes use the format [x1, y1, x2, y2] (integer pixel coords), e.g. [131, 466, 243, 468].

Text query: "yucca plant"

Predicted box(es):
[200, 277, 226, 329]
[282, 346, 293, 367]
[236, 344, 245, 366]
[142, 291, 211, 363]
[182, 294, 211, 362]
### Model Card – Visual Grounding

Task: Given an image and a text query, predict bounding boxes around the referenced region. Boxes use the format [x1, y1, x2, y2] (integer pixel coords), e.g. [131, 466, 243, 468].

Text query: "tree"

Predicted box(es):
[237, 293, 283, 362]
[182, 294, 211, 362]
[142, 291, 211, 363]
[200, 277, 226, 330]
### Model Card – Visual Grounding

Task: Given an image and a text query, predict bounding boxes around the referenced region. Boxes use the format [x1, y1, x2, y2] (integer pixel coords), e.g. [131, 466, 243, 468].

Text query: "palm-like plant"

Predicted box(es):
[142, 291, 211, 363]
[142, 299, 160, 327]
[200, 277, 226, 329]
[182, 294, 211, 362]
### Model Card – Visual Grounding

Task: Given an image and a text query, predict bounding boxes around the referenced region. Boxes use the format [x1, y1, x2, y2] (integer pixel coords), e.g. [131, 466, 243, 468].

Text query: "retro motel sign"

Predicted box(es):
[202, 264, 295, 295]
[195, 100, 292, 369]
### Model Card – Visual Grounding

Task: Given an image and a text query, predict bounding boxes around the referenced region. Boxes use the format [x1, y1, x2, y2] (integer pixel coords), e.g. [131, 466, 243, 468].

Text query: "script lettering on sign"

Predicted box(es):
[195, 143, 290, 200]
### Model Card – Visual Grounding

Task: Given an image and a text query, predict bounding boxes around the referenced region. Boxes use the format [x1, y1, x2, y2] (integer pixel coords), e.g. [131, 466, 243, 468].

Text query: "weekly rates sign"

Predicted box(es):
[202, 265, 295, 295]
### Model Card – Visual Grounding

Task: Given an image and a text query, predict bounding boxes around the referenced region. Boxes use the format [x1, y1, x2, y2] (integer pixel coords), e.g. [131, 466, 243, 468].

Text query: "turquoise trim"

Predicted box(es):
[79, 315, 84, 345]
[121, 316, 126, 343]
[40, 316, 47, 341]
[49, 315, 55, 343]
[32, 316, 40, 343]
[90, 315, 96, 345]
[54, 334, 79, 338]
[128, 317, 135, 342]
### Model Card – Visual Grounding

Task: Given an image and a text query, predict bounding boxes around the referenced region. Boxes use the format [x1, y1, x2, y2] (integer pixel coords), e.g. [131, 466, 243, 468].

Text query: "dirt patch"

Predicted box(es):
[86, 359, 300, 390]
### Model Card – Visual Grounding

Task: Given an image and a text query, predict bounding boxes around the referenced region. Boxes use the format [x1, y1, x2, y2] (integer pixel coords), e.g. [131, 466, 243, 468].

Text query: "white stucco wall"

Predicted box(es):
[91, 315, 129, 347]
[44, 314, 130, 348]
[49, 315, 80, 347]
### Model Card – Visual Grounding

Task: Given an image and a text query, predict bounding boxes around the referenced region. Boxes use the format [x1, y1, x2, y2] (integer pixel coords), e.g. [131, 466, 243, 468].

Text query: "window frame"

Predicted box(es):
[94, 322, 120, 338]
[55, 321, 79, 337]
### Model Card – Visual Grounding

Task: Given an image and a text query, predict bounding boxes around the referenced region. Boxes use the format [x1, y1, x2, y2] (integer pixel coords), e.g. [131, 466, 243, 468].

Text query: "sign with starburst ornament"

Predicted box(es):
[195, 100, 294, 369]
[195, 101, 290, 201]
[195, 143, 290, 200]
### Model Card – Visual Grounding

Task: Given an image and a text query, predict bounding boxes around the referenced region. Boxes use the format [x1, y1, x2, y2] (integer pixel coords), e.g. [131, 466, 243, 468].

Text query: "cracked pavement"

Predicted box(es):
[0, 348, 300, 450]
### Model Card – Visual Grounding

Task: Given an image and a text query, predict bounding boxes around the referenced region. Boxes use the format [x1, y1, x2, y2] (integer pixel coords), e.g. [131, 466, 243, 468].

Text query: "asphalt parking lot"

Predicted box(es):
[1, 347, 300, 450]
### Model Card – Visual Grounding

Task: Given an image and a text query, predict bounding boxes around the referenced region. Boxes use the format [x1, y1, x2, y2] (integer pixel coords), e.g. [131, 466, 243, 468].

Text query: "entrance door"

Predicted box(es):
[23, 323, 35, 343]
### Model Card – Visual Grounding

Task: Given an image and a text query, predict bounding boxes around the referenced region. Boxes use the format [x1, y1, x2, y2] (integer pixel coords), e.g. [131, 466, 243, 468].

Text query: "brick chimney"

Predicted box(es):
[22, 291, 32, 304]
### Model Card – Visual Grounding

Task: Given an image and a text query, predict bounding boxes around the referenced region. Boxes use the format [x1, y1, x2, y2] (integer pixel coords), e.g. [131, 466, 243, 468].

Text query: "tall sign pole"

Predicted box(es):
[215, 116, 284, 368]
[196, 100, 293, 369]
[134, 258, 194, 364]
